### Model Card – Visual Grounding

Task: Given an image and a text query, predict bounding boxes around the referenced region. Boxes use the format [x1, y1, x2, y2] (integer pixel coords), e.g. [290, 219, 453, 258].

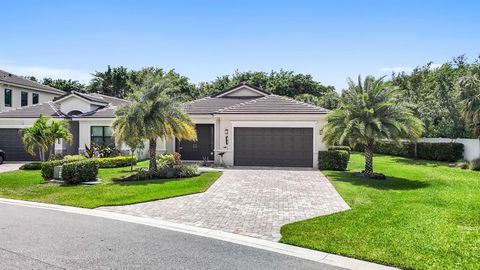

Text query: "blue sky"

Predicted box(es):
[1, 0, 479, 91]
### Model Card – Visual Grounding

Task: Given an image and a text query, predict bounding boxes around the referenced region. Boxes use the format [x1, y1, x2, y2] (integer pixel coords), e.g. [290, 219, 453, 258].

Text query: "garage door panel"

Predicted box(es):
[234, 127, 313, 167]
[0, 129, 39, 161]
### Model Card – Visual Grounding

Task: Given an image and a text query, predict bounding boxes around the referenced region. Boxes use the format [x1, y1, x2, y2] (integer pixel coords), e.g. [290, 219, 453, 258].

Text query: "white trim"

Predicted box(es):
[215, 85, 268, 98]
[0, 198, 397, 270]
[53, 94, 107, 106]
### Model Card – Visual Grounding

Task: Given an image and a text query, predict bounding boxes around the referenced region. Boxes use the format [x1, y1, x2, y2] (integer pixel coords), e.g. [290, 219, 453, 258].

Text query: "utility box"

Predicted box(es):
[53, 166, 62, 180]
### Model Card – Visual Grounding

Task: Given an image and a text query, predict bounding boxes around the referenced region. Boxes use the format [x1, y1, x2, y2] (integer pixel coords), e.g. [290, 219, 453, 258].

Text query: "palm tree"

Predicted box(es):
[322, 76, 424, 176]
[457, 72, 480, 137]
[113, 74, 196, 172]
[47, 119, 73, 156]
[21, 114, 72, 161]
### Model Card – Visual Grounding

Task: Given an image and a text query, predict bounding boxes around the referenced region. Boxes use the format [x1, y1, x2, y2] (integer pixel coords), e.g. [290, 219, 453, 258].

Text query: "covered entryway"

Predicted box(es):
[176, 124, 214, 161]
[234, 127, 313, 167]
[0, 129, 38, 161]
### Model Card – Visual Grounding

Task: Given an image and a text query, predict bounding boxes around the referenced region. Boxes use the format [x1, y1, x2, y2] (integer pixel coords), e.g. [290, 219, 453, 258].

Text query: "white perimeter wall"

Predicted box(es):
[419, 138, 480, 161]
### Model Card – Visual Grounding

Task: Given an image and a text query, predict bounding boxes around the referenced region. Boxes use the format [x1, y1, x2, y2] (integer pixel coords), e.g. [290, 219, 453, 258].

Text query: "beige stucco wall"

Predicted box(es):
[0, 84, 60, 112]
[189, 114, 327, 168]
[58, 96, 101, 115]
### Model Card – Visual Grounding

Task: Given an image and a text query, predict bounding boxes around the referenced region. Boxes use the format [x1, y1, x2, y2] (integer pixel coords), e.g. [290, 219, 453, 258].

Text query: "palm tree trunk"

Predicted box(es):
[364, 144, 374, 175]
[149, 139, 157, 172]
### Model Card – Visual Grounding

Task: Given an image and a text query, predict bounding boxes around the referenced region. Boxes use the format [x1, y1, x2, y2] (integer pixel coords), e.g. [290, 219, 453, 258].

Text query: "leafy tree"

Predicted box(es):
[88, 65, 131, 98]
[42, 78, 85, 92]
[457, 69, 480, 138]
[21, 115, 72, 161]
[322, 76, 424, 176]
[113, 73, 196, 172]
[295, 92, 341, 110]
[197, 70, 335, 99]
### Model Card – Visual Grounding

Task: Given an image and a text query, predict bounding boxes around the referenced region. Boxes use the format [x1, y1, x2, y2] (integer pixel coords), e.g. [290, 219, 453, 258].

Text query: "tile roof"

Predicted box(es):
[211, 82, 271, 97]
[0, 69, 65, 94]
[183, 97, 259, 114]
[185, 95, 329, 115]
[0, 102, 64, 118]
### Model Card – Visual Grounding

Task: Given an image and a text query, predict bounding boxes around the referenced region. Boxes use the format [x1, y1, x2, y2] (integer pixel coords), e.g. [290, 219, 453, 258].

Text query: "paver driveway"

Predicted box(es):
[98, 168, 350, 241]
[0, 162, 27, 173]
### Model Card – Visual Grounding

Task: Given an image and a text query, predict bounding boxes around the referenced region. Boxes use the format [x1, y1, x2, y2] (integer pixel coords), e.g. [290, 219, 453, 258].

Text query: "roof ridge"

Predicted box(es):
[273, 94, 330, 111]
[0, 69, 64, 93]
[215, 96, 268, 113]
[47, 101, 66, 117]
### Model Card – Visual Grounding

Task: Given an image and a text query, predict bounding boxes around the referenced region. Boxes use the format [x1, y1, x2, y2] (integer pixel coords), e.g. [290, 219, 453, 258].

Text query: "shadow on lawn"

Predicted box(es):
[328, 171, 429, 191]
[385, 156, 447, 168]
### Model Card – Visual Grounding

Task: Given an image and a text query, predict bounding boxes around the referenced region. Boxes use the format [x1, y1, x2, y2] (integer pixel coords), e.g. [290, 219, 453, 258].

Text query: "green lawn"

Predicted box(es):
[281, 153, 480, 270]
[0, 160, 222, 208]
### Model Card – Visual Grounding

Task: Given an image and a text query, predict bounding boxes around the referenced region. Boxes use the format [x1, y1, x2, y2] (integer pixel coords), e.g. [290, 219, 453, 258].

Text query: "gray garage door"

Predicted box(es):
[234, 127, 313, 167]
[0, 129, 38, 161]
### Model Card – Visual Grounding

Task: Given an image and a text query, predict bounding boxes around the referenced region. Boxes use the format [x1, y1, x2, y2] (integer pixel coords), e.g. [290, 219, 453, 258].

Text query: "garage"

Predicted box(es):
[234, 127, 313, 167]
[0, 129, 38, 161]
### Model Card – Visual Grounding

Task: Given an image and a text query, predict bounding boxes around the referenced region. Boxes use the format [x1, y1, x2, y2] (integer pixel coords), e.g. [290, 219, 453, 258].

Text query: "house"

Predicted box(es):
[0, 83, 330, 167]
[0, 69, 65, 112]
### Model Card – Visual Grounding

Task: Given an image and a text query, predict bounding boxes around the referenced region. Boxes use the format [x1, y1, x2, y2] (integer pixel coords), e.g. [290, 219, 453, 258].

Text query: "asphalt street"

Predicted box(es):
[0, 202, 345, 270]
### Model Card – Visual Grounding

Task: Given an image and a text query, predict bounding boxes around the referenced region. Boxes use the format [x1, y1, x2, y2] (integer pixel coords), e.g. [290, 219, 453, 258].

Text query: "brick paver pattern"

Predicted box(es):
[98, 169, 350, 241]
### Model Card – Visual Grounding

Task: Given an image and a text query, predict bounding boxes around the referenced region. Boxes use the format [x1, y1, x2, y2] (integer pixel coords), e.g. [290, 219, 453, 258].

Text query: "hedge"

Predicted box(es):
[469, 159, 480, 171]
[41, 160, 69, 180]
[95, 156, 137, 168]
[353, 141, 463, 162]
[20, 162, 43, 170]
[61, 159, 99, 184]
[328, 146, 351, 153]
[318, 150, 349, 171]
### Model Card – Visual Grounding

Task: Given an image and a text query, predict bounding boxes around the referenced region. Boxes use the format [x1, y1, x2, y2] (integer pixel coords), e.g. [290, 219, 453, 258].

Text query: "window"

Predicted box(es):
[4, 89, 12, 107]
[32, 93, 39, 104]
[21, 91, 28, 106]
[91, 126, 114, 147]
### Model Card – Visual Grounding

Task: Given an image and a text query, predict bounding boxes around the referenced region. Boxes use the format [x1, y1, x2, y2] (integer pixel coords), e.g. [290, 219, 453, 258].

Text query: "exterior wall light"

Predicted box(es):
[224, 129, 229, 135]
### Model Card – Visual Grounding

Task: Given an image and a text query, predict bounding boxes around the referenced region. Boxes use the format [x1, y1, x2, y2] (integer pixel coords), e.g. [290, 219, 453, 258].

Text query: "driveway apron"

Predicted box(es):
[98, 168, 350, 241]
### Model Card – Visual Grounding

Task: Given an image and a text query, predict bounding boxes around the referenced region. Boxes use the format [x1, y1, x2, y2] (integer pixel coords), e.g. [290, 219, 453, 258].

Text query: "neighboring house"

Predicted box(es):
[0, 69, 65, 112]
[0, 83, 330, 168]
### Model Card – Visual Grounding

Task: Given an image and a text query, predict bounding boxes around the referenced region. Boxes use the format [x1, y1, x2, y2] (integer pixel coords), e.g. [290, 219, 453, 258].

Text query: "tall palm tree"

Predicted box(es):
[21, 114, 72, 161]
[457, 72, 480, 137]
[322, 76, 424, 176]
[113, 74, 196, 172]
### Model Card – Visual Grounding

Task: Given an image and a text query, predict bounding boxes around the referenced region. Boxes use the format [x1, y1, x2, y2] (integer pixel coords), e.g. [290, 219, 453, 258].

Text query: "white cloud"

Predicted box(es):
[0, 63, 92, 83]
[429, 63, 442, 70]
[380, 66, 413, 74]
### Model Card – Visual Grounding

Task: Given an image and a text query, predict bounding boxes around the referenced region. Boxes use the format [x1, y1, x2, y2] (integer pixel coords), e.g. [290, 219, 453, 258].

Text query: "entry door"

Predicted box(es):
[234, 127, 313, 167]
[176, 124, 214, 161]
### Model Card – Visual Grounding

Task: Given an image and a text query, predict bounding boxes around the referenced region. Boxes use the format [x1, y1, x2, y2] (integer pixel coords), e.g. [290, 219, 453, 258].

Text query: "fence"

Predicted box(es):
[419, 138, 480, 161]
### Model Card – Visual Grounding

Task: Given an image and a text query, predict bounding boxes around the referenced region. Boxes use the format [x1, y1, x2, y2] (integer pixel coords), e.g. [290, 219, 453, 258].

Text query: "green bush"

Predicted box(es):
[48, 153, 64, 161]
[328, 146, 351, 153]
[63, 155, 86, 162]
[20, 162, 43, 170]
[417, 142, 463, 162]
[41, 160, 68, 180]
[61, 159, 99, 184]
[157, 152, 181, 168]
[469, 159, 480, 171]
[318, 150, 349, 171]
[95, 156, 137, 168]
[177, 164, 200, 178]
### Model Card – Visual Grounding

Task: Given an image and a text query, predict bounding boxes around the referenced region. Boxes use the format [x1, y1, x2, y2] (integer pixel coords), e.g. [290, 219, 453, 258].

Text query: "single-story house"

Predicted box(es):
[0, 83, 330, 167]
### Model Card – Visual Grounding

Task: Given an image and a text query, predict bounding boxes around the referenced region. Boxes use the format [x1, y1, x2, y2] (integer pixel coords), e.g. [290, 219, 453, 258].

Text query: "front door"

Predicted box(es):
[176, 124, 214, 161]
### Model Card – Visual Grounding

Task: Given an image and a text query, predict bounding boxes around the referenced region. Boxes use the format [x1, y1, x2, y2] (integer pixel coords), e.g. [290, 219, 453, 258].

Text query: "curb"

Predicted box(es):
[0, 198, 398, 270]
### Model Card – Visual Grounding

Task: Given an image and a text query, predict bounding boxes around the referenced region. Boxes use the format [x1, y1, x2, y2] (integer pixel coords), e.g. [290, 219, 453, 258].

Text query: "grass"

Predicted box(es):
[0, 160, 222, 208]
[280, 153, 480, 270]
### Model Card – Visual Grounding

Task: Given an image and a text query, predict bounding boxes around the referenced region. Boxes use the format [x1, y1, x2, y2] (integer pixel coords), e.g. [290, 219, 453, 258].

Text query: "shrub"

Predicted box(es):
[20, 162, 43, 170]
[318, 150, 349, 171]
[157, 152, 181, 168]
[328, 146, 351, 153]
[95, 155, 138, 168]
[469, 159, 480, 171]
[96, 145, 121, 158]
[61, 159, 99, 184]
[455, 160, 470, 169]
[48, 153, 64, 161]
[177, 164, 200, 178]
[416, 142, 464, 162]
[41, 160, 67, 180]
[63, 155, 86, 162]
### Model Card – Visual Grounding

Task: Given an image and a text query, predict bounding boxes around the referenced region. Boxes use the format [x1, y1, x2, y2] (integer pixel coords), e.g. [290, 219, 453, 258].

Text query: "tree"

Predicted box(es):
[113, 73, 196, 172]
[21, 115, 72, 161]
[88, 65, 131, 98]
[295, 92, 341, 110]
[457, 71, 480, 138]
[42, 78, 85, 92]
[322, 76, 424, 176]
[197, 69, 335, 99]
